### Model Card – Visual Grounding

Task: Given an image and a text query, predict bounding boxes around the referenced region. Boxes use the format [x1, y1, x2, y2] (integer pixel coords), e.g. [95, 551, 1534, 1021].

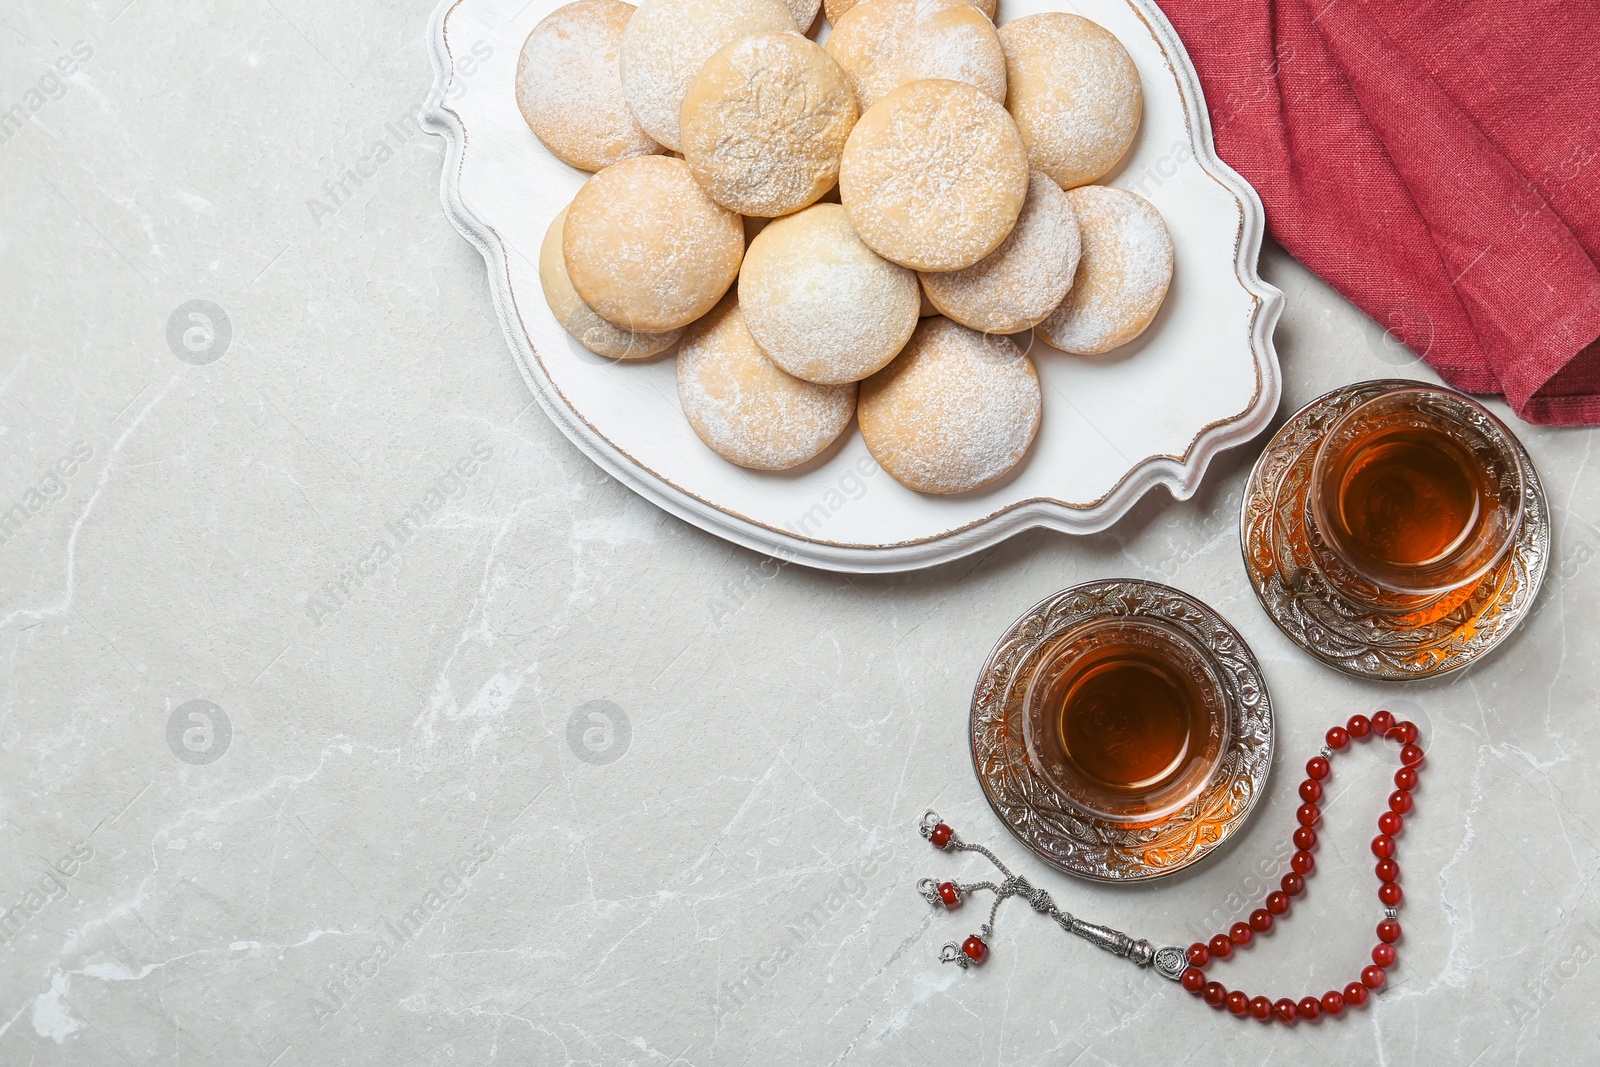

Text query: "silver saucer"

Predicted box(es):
[1241, 379, 1551, 680]
[969, 580, 1274, 883]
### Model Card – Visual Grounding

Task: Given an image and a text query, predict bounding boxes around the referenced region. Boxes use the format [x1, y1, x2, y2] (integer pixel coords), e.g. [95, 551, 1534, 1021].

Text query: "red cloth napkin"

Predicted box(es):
[1156, 0, 1600, 425]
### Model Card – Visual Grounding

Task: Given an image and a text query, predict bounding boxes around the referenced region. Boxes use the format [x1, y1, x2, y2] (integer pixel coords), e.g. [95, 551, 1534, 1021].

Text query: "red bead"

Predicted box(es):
[1379, 882, 1403, 907]
[1362, 965, 1386, 988]
[1266, 891, 1290, 915]
[1297, 996, 1321, 1020]
[1347, 714, 1372, 739]
[1249, 995, 1273, 1021]
[1401, 744, 1425, 768]
[1209, 934, 1234, 959]
[1203, 982, 1226, 1007]
[1321, 991, 1346, 1015]
[1395, 766, 1419, 791]
[1372, 710, 1395, 734]
[1282, 872, 1305, 896]
[1378, 919, 1402, 943]
[1297, 804, 1321, 827]
[1307, 757, 1330, 780]
[938, 882, 960, 908]
[1373, 943, 1396, 967]
[1378, 811, 1403, 836]
[1393, 721, 1419, 745]
[1294, 826, 1317, 850]
[1292, 850, 1315, 875]
[1299, 779, 1323, 803]
[1273, 998, 1298, 1023]
[1187, 942, 1210, 968]
[1326, 726, 1351, 750]
[1344, 982, 1370, 1007]
[1182, 967, 1206, 993]
[1230, 922, 1254, 946]
[1250, 909, 1274, 933]
[1390, 790, 1414, 814]
[1372, 834, 1396, 859]
[930, 823, 953, 849]
[1375, 859, 1399, 882]
[961, 935, 987, 963]
[1225, 990, 1249, 1015]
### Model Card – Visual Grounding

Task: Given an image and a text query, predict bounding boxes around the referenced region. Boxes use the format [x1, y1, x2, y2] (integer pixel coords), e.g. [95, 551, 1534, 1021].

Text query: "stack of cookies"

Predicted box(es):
[522, 0, 1173, 494]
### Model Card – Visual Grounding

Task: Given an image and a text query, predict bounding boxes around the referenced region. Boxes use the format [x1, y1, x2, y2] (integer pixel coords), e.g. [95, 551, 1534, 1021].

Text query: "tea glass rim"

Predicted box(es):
[1307, 385, 1525, 597]
[1020, 614, 1230, 825]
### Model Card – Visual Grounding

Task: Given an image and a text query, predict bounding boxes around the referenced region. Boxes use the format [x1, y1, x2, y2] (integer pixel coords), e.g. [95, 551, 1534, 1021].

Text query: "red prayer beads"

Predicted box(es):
[1178, 712, 1423, 1022]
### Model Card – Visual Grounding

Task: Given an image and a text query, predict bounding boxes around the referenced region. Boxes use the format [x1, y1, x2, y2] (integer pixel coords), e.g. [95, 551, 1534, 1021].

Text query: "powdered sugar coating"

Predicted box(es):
[825, 0, 993, 26]
[998, 13, 1142, 189]
[618, 0, 797, 151]
[516, 0, 663, 172]
[858, 316, 1041, 493]
[787, 0, 823, 30]
[1037, 185, 1172, 354]
[840, 79, 1029, 271]
[680, 33, 858, 217]
[919, 170, 1081, 333]
[539, 206, 682, 358]
[824, 0, 1006, 112]
[563, 155, 745, 331]
[678, 297, 857, 469]
[740, 203, 920, 383]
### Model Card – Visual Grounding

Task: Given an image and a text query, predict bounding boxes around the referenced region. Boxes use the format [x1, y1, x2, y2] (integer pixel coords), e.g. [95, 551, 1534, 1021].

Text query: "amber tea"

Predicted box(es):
[1309, 386, 1524, 600]
[1023, 618, 1226, 823]
[1053, 643, 1205, 794]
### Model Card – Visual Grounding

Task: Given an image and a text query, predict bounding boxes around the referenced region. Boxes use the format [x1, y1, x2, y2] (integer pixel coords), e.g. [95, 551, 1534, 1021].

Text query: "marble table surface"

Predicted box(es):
[3, 2, 1597, 1064]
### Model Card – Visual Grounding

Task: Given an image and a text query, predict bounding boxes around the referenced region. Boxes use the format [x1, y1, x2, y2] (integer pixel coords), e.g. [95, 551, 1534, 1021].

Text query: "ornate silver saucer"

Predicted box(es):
[969, 580, 1274, 883]
[1241, 380, 1550, 680]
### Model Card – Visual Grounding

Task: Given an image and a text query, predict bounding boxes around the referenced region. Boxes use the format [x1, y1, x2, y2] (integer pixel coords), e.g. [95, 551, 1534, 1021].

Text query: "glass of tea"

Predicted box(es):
[1021, 617, 1228, 824]
[1307, 386, 1525, 609]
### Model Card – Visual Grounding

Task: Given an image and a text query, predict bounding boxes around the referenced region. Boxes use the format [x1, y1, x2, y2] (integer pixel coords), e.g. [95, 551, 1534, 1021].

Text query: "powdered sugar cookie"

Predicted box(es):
[618, 0, 796, 151]
[739, 203, 920, 384]
[564, 155, 745, 331]
[919, 170, 1080, 334]
[858, 316, 1041, 493]
[825, 0, 993, 25]
[678, 297, 857, 469]
[1036, 186, 1172, 354]
[786, 0, 823, 30]
[840, 79, 1028, 271]
[998, 13, 1142, 188]
[680, 33, 858, 217]
[516, 0, 662, 172]
[824, 0, 1006, 112]
[540, 206, 682, 358]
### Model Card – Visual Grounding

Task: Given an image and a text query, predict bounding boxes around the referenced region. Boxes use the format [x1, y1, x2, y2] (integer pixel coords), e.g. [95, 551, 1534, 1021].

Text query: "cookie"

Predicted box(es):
[824, 0, 1006, 112]
[677, 297, 857, 469]
[516, 0, 662, 172]
[680, 33, 858, 217]
[824, 0, 994, 26]
[840, 79, 1028, 271]
[858, 316, 1042, 493]
[563, 155, 745, 331]
[739, 203, 920, 384]
[618, 0, 797, 151]
[539, 206, 683, 358]
[1036, 186, 1172, 354]
[919, 170, 1080, 334]
[997, 13, 1142, 188]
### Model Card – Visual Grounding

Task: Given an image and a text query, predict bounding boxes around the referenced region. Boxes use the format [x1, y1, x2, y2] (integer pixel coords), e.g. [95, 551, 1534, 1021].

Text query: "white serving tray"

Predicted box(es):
[422, 0, 1282, 572]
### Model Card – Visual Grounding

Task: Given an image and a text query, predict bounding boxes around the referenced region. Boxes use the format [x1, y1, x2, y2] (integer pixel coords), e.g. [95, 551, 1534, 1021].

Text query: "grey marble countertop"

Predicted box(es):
[3, 2, 1597, 1064]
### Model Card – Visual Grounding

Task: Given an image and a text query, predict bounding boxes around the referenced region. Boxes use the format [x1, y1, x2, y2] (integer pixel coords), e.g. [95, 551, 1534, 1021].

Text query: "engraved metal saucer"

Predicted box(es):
[1241, 380, 1550, 681]
[970, 580, 1274, 883]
